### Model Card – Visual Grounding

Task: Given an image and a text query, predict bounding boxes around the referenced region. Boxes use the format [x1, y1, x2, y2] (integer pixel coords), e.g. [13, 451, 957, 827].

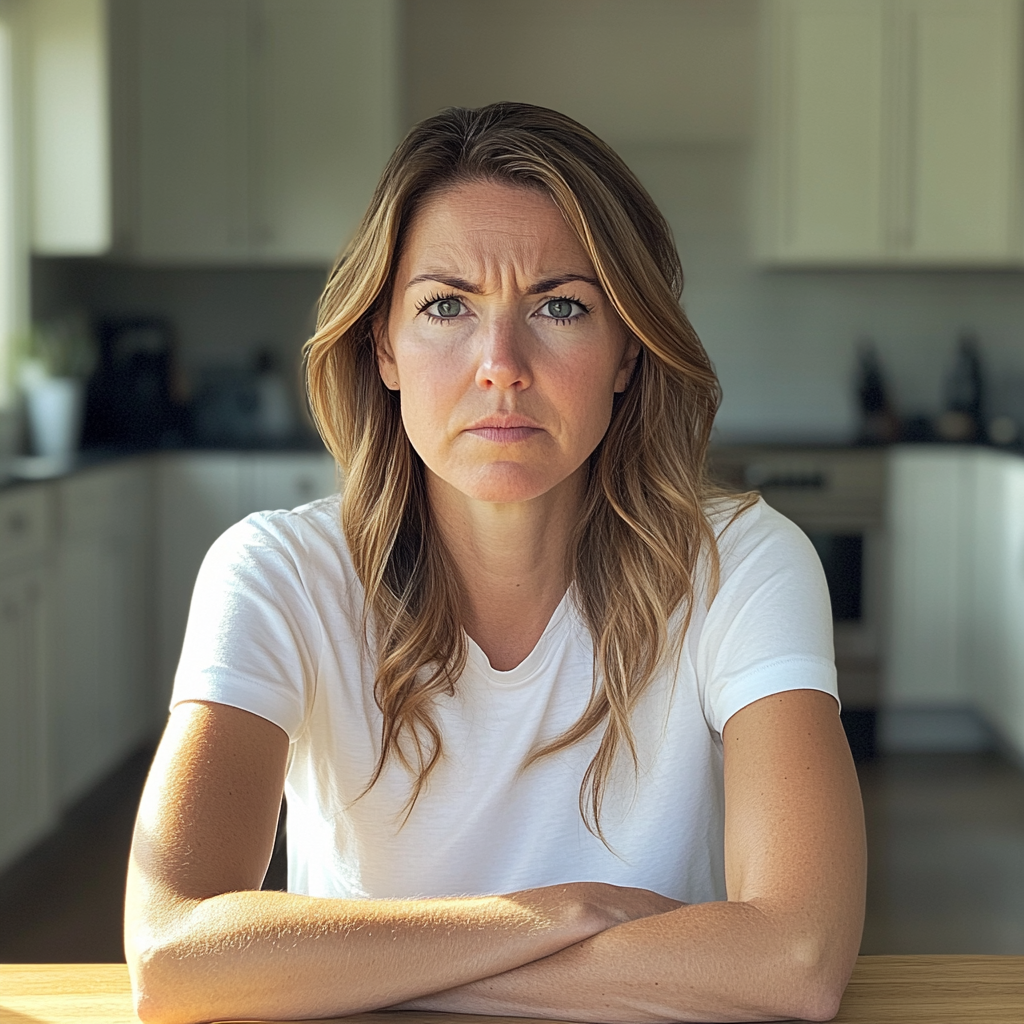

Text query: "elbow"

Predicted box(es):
[771, 935, 853, 1022]
[129, 939, 204, 1024]
[786, 985, 843, 1023]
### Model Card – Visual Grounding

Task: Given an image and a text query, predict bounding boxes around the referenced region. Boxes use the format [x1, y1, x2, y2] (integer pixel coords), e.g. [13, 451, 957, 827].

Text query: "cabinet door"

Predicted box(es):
[29, 0, 111, 255]
[156, 454, 244, 705]
[53, 533, 121, 804]
[975, 456, 1024, 759]
[53, 462, 155, 806]
[245, 453, 339, 515]
[134, 0, 251, 261]
[1003, 459, 1024, 758]
[900, 0, 1023, 262]
[884, 447, 973, 706]
[758, 0, 887, 262]
[965, 452, 1009, 742]
[251, 0, 399, 263]
[0, 567, 53, 871]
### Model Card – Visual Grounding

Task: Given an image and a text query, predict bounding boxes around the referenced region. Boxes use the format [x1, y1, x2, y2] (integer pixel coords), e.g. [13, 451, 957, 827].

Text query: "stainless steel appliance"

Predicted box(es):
[709, 445, 887, 759]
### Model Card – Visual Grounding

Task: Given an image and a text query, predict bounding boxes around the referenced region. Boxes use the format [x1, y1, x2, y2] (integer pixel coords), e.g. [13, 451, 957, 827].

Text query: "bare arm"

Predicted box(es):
[392, 689, 867, 1023]
[124, 700, 663, 1024]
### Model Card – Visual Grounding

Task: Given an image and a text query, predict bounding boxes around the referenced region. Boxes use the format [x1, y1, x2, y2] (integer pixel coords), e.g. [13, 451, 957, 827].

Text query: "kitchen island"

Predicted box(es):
[2, 957, 1022, 1023]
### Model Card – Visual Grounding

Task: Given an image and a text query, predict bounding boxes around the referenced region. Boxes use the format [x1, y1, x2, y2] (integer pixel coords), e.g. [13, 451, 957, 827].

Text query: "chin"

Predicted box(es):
[457, 465, 560, 505]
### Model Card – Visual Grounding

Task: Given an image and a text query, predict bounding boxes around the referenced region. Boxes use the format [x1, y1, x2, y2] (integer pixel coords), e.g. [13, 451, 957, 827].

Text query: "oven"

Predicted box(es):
[708, 445, 887, 760]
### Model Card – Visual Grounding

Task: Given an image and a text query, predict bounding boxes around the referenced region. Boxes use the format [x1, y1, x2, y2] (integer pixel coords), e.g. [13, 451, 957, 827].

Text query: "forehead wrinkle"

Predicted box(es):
[400, 186, 597, 296]
[404, 240, 597, 298]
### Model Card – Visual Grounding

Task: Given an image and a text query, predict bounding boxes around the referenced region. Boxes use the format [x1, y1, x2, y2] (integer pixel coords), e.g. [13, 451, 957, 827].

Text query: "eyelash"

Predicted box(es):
[541, 294, 593, 324]
[414, 291, 460, 318]
[414, 291, 594, 323]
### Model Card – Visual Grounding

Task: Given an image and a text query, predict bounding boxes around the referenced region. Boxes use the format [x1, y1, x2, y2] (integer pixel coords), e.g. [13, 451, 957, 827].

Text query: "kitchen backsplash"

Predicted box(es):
[31, 144, 1024, 448]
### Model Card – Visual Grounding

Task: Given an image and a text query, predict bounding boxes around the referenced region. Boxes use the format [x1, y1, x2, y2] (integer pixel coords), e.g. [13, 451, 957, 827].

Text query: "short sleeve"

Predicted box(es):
[170, 514, 322, 739]
[696, 501, 839, 736]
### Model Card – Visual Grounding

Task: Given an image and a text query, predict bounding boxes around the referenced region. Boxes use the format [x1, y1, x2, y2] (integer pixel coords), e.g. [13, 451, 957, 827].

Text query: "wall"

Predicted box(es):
[403, 0, 757, 145]
[30, 0, 1024, 442]
[404, 0, 1024, 443]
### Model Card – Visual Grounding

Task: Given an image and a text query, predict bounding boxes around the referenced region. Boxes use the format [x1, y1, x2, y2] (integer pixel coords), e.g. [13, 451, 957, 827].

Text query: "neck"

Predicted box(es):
[426, 468, 585, 671]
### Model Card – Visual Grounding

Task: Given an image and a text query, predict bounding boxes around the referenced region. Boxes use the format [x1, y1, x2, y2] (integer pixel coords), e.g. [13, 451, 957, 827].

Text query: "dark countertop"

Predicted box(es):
[0, 438, 331, 492]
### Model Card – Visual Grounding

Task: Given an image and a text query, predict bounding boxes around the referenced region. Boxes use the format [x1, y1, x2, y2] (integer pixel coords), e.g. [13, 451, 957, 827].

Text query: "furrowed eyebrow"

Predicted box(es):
[404, 272, 601, 294]
[405, 274, 482, 293]
[526, 274, 601, 294]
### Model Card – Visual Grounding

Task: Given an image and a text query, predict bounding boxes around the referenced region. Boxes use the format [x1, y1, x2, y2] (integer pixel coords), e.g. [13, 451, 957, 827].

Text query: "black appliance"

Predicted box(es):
[83, 317, 184, 449]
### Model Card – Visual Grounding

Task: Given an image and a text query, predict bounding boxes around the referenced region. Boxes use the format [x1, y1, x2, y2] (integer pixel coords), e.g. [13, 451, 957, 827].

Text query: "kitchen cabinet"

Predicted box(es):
[0, 486, 54, 873]
[51, 460, 155, 806]
[246, 451, 340, 514]
[757, 0, 1024, 266]
[886, 445, 1024, 761]
[156, 451, 338, 705]
[967, 450, 1024, 759]
[0, 450, 336, 871]
[30, 0, 399, 263]
[884, 447, 974, 708]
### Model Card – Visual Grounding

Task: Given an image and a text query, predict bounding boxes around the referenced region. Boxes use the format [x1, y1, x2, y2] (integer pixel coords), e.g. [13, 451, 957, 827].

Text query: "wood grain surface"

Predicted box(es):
[1, 956, 1022, 1023]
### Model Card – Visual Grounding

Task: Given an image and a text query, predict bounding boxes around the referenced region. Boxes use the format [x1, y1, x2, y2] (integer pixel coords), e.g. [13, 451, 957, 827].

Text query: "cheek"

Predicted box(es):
[551, 351, 621, 434]
[394, 354, 463, 456]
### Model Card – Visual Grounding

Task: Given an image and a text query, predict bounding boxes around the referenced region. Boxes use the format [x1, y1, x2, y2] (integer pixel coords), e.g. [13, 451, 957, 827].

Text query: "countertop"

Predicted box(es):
[0, 440, 331, 492]
[1, 957, 1022, 1023]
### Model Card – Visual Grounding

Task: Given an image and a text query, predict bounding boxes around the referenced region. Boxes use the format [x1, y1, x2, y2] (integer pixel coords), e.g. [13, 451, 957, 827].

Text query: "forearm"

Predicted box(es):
[128, 883, 605, 1024]
[394, 898, 855, 1024]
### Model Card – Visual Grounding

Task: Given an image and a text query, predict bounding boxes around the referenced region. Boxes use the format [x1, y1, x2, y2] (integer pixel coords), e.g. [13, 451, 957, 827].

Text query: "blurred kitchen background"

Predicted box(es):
[1, 0, 1023, 961]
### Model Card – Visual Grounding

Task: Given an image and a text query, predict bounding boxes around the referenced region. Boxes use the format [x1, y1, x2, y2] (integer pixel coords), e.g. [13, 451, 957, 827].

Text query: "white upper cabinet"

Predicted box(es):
[251, 0, 398, 262]
[901, 0, 1022, 261]
[29, 0, 399, 264]
[758, 0, 888, 261]
[757, 0, 1024, 266]
[131, 0, 252, 262]
[30, 0, 112, 255]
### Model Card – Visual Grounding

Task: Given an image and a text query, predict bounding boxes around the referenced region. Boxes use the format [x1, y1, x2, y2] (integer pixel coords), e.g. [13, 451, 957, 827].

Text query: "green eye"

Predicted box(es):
[545, 299, 575, 319]
[434, 298, 462, 318]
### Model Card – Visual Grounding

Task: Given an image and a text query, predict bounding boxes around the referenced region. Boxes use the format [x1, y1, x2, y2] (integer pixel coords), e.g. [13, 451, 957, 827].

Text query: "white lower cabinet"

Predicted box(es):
[52, 460, 155, 806]
[967, 451, 1024, 758]
[0, 450, 336, 874]
[156, 451, 338, 709]
[156, 453, 245, 707]
[884, 447, 974, 708]
[0, 484, 55, 871]
[0, 562, 53, 870]
[885, 446, 1024, 760]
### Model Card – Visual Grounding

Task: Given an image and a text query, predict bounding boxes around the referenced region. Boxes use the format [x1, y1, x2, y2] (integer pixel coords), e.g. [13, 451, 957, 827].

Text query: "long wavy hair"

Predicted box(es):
[304, 102, 742, 839]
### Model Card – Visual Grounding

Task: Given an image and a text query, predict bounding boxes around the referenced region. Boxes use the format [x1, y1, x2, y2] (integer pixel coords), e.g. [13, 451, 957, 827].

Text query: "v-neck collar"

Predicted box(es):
[463, 590, 574, 688]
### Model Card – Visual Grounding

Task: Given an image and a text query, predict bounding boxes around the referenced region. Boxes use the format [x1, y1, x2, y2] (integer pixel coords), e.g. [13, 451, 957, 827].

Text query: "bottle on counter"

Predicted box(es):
[854, 341, 899, 444]
[935, 333, 984, 443]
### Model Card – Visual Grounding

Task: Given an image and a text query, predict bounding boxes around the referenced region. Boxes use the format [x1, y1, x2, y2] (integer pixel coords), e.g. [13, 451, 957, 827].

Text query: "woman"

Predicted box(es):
[125, 103, 865, 1024]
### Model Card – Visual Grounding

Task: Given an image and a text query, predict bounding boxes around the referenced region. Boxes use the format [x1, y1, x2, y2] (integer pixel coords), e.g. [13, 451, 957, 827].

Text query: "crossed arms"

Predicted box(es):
[125, 689, 865, 1024]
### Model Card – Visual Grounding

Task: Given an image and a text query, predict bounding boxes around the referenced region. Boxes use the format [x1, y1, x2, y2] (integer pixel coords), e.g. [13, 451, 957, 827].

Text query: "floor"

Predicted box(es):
[1, 745, 1023, 962]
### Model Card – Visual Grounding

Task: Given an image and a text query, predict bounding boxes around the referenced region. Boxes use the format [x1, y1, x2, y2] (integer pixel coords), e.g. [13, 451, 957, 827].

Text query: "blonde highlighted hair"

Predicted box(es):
[304, 102, 739, 839]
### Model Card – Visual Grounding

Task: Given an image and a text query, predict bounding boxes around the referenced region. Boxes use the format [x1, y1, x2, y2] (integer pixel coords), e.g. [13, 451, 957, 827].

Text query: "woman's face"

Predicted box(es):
[377, 179, 639, 506]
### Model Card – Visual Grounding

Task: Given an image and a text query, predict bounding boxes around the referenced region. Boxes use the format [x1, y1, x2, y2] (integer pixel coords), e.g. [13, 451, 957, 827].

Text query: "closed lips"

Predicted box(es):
[465, 426, 542, 443]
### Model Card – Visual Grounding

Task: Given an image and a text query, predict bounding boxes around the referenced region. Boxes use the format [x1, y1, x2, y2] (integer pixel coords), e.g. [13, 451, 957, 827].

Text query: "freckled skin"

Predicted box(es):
[376, 180, 639, 507]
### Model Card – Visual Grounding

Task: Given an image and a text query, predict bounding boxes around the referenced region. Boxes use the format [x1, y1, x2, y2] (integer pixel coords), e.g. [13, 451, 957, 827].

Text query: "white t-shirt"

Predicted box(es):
[171, 495, 838, 905]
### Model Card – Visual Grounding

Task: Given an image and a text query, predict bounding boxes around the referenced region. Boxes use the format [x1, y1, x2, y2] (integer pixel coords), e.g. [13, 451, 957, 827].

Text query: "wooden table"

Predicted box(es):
[1, 957, 1021, 1023]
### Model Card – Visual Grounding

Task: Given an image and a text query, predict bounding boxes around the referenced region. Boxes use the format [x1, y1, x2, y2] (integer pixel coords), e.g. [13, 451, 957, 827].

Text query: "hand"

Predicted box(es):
[505, 881, 684, 940]
[573, 881, 685, 928]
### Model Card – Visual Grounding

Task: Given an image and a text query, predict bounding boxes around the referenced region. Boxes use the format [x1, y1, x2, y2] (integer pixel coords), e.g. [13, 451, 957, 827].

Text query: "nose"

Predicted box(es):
[475, 311, 532, 391]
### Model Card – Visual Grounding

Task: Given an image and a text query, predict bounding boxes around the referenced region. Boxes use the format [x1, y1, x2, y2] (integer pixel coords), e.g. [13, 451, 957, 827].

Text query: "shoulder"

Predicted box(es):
[705, 495, 819, 586]
[201, 493, 359, 600]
